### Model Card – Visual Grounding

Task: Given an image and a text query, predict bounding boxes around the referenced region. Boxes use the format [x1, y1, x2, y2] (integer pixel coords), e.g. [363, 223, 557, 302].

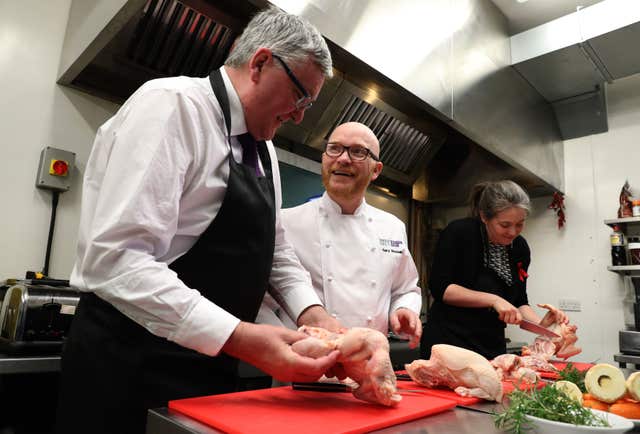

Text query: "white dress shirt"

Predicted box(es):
[71, 68, 321, 357]
[258, 192, 421, 334]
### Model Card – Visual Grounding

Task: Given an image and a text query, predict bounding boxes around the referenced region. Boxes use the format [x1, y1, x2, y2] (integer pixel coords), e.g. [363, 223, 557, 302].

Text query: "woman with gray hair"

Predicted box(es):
[421, 180, 567, 360]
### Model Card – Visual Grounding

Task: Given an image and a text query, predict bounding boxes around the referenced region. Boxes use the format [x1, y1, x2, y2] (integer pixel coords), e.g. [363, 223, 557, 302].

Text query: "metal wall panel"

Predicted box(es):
[272, 0, 565, 192]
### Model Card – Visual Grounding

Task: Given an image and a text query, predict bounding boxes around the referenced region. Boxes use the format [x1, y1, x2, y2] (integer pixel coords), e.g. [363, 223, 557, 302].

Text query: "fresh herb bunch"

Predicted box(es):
[557, 362, 587, 393]
[494, 384, 609, 434]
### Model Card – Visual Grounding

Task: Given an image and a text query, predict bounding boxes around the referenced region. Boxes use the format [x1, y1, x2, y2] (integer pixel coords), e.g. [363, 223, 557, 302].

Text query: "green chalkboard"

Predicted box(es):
[278, 162, 324, 208]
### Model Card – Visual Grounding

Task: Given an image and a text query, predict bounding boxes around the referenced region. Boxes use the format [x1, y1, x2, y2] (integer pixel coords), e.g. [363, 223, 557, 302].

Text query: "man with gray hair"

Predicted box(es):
[57, 7, 340, 433]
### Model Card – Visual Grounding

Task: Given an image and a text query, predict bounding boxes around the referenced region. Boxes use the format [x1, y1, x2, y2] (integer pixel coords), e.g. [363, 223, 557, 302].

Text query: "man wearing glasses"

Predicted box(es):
[258, 122, 422, 350]
[57, 7, 343, 433]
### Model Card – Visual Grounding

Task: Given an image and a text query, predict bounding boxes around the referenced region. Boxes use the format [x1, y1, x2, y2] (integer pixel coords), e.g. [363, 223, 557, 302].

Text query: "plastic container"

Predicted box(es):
[633, 199, 640, 217]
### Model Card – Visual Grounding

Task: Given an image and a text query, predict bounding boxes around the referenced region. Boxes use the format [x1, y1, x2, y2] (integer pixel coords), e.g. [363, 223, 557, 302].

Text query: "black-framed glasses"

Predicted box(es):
[272, 54, 313, 111]
[325, 142, 380, 162]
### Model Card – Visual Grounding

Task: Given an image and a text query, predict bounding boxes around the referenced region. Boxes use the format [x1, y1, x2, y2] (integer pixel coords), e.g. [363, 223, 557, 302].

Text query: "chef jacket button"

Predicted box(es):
[368, 218, 372, 222]
[367, 316, 372, 322]
[331, 313, 337, 318]
[370, 246, 375, 252]
[325, 243, 331, 248]
[328, 276, 333, 282]
[371, 280, 376, 286]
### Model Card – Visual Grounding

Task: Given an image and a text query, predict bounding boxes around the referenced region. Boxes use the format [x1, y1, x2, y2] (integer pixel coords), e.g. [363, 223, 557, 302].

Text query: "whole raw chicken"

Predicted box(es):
[405, 344, 503, 401]
[291, 326, 401, 406]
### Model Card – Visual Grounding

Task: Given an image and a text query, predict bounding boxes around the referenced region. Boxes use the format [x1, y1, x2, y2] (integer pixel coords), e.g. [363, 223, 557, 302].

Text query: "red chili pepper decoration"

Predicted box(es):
[517, 262, 528, 282]
[547, 191, 566, 229]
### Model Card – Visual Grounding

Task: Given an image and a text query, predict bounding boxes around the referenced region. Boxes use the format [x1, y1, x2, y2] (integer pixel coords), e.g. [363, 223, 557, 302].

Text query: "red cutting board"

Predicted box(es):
[396, 381, 481, 405]
[169, 386, 456, 434]
[539, 361, 594, 379]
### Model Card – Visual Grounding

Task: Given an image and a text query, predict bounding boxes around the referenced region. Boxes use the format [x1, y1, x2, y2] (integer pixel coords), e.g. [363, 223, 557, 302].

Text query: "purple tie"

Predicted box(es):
[237, 133, 259, 175]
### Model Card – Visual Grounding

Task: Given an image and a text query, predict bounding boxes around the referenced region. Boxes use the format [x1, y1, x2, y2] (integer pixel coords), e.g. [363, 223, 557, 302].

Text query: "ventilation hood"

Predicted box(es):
[511, 0, 640, 139]
[58, 0, 561, 203]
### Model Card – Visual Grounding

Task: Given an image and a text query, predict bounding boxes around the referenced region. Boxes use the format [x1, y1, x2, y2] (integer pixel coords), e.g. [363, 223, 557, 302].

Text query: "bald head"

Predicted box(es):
[327, 122, 380, 159]
[321, 122, 383, 214]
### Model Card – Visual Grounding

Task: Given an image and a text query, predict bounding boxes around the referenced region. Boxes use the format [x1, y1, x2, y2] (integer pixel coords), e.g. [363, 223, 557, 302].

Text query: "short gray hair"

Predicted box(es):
[469, 180, 531, 219]
[225, 6, 333, 78]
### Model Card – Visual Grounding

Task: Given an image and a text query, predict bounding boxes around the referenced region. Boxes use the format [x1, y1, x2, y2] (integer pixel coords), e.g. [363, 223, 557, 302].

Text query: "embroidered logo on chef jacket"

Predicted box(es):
[379, 238, 403, 254]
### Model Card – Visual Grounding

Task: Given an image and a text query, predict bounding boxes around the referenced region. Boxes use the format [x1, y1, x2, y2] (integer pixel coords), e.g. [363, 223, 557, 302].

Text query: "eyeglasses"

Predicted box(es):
[325, 142, 380, 162]
[272, 54, 313, 111]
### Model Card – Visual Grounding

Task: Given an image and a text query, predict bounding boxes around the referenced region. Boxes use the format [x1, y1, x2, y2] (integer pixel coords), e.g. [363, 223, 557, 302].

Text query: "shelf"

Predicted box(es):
[605, 217, 640, 227]
[608, 265, 640, 275]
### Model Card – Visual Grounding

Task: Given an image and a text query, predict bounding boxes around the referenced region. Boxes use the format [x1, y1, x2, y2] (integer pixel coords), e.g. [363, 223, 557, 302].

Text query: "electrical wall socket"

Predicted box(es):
[35, 146, 75, 191]
[558, 298, 581, 312]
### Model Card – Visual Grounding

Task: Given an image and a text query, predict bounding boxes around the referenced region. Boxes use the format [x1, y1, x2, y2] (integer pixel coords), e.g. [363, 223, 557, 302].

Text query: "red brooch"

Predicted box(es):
[517, 262, 529, 282]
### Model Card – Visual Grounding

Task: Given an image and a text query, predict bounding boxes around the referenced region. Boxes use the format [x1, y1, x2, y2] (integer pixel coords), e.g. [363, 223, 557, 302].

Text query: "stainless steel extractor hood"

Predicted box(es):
[58, 0, 562, 203]
[510, 0, 640, 139]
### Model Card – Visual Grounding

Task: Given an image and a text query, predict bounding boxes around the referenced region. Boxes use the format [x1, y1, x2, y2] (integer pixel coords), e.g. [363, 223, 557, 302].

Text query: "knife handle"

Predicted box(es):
[291, 382, 351, 392]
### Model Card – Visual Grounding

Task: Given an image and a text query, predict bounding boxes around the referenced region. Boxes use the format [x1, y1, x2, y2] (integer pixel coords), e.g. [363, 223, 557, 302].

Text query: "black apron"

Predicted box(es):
[56, 69, 276, 434]
[422, 267, 512, 360]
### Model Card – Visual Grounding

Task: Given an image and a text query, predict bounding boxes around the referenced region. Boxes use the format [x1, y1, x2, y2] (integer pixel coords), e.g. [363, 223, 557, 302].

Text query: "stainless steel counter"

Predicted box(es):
[148, 400, 640, 434]
[146, 402, 504, 434]
[0, 353, 60, 374]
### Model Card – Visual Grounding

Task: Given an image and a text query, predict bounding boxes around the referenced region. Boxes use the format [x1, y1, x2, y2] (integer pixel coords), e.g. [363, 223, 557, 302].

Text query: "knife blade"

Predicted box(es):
[456, 405, 496, 415]
[519, 319, 560, 338]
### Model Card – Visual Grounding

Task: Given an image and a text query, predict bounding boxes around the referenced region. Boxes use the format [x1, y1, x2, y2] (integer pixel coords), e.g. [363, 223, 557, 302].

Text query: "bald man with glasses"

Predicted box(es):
[258, 121, 422, 349]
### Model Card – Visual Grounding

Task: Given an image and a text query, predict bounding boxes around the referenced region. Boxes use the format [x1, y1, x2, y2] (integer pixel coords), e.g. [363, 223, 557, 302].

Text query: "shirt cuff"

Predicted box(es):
[390, 292, 422, 315]
[273, 284, 323, 325]
[169, 297, 240, 356]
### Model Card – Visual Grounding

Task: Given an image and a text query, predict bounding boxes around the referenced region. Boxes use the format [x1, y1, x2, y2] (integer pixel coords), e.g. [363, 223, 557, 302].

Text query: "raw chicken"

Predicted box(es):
[491, 354, 542, 383]
[405, 344, 503, 401]
[519, 355, 557, 372]
[521, 304, 582, 360]
[291, 326, 401, 406]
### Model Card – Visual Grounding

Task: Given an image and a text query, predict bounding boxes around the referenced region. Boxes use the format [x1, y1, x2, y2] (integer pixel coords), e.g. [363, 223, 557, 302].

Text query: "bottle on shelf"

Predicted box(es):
[611, 224, 627, 266]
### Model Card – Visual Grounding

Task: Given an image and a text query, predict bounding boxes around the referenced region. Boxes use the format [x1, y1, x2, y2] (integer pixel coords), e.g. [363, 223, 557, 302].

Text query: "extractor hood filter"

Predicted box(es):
[329, 95, 436, 176]
[126, 0, 235, 77]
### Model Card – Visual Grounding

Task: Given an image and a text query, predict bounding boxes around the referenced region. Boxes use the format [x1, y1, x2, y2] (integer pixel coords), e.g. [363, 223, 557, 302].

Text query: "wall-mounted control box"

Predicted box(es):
[35, 147, 76, 191]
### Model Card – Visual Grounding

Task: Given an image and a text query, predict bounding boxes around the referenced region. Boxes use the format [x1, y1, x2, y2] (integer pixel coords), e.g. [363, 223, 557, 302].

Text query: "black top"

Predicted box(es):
[421, 217, 531, 360]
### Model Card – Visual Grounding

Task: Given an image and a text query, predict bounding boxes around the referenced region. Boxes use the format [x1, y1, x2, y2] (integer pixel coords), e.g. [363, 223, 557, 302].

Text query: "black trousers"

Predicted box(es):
[56, 294, 238, 434]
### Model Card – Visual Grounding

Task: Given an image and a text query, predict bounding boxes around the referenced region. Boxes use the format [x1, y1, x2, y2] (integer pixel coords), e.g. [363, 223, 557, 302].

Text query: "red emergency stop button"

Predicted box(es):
[49, 159, 69, 176]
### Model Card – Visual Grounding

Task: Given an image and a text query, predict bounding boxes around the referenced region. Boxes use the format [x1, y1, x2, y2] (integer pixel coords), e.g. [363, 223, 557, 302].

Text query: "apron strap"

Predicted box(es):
[209, 68, 231, 137]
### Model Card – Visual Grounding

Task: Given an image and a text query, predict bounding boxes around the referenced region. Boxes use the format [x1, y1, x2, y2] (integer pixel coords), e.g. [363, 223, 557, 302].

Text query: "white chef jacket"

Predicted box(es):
[70, 68, 321, 357]
[257, 192, 421, 334]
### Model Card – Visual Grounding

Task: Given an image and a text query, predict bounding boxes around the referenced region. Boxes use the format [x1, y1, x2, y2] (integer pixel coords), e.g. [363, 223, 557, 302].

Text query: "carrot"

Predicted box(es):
[609, 402, 640, 419]
[583, 393, 597, 401]
[583, 399, 610, 411]
[611, 394, 640, 404]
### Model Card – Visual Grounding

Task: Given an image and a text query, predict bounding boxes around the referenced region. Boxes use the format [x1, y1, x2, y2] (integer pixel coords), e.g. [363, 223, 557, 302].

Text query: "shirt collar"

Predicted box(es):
[220, 67, 247, 137]
[320, 191, 368, 217]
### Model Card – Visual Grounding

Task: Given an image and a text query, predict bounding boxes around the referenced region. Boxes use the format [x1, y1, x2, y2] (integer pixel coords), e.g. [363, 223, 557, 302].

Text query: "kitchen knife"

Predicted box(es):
[396, 373, 412, 381]
[519, 319, 560, 338]
[456, 405, 496, 415]
[291, 382, 352, 392]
